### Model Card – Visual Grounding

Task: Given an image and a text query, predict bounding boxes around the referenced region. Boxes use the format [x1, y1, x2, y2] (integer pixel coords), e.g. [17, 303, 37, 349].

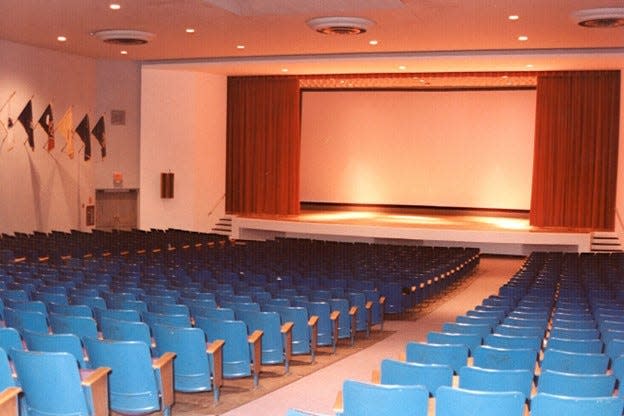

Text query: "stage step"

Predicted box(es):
[590, 231, 623, 252]
[211, 216, 233, 237]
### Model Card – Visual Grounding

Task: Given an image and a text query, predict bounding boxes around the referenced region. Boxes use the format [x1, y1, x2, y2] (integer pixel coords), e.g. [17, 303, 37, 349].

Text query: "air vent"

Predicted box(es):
[307, 17, 375, 35]
[93, 30, 155, 45]
[573, 8, 624, 28]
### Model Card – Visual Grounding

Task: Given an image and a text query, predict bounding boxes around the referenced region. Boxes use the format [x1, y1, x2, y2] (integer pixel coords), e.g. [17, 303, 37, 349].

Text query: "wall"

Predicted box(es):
[616, 67, 624, 234]
[139, 67, 227, 232]
[0, 40, 140, 234]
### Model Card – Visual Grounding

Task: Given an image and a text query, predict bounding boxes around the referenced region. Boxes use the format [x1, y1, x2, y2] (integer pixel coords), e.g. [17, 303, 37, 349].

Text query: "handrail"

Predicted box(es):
[208, 193, 226, 216]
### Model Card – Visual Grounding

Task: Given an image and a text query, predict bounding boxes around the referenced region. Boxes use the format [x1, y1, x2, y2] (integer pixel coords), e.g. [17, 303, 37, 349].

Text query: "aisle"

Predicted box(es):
[221, 256, 525, 416]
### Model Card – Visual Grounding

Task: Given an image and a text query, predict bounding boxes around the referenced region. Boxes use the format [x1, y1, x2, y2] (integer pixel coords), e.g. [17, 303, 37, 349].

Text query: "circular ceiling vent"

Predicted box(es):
[307, 17, 375, 35]
[93, 30, 155, 45]
[572, 8, 624, 28]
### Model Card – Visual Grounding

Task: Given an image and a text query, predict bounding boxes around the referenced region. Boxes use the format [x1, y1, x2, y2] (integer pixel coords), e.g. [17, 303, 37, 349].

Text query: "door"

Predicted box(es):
[95, 189, 138, 230]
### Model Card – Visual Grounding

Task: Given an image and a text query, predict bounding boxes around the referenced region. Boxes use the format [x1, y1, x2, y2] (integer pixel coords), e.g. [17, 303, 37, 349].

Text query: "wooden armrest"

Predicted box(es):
[309, 315, 319, 360]
[379, 296, 386, 306]
[333, 390, 344, 413]
[371, 369, 380, 384]
[0, 387, 21, 416]
[330, 311, 340, 321]
[308, 315, 319, 327]
[365, 301, 373, 310]
[136, 249, 147, 254]
[248, 329, 263, 344]
[281, 321, 294, 334]
[153, 352, 176, 409]
[82, 367, 111, 416]
[207, 339, 225, 355]
[248, 330, 263, 383]
[348, 306, 358, 316]
[207, 340, 224, 390]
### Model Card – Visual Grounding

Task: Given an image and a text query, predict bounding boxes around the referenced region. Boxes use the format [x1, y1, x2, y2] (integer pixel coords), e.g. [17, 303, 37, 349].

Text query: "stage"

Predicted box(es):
[229, 207, 592, 256]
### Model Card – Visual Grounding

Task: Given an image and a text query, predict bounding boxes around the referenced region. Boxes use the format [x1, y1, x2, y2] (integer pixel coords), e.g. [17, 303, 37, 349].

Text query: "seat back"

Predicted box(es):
[494, 324, 544, 338]
[531, 393, 624, 416]
[279, 306, 311, 355]
[435, 386, 525, 416]
[304, 302, 333, 346]
[342, 379, 428, 416]
[12, 349, 91, 416]
[330, 298, 351, 339]
[48, 303, 93, 318]
[101, 317, 152, 347]
[442, 322, 491, 338]
[195, 317, 252, 378]
[380, 358, 452, 396]
[405, 342, 468, 374]
[348, 292, 368, 332]
[196, 307, 235, 321]
[473, 345, 537, 371]
[547, 337, 603, 354]
[484, 334, 542, 351]
[538, 369, 615, 397]
[4, 307, 48, 334]
[152, 324, 212, 392]
[549, 327, 600, 340]
[0, 327, 24, 358]
[541, 349, 609, 374]
[237, 310, 284, 364]
[22, 330, 88, 369]
[142, 310, 191, 328]
[459, 366, 533, 400]
[0, 348, 16, 391]
[49, 313, 99, 341]
[84, 337, 161, 414]
[427, 331, 481, 355]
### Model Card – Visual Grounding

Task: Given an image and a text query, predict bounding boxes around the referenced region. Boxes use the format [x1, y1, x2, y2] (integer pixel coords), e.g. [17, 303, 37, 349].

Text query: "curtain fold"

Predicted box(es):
[226, 76, 301, 215]
[530, 71, 620, 229]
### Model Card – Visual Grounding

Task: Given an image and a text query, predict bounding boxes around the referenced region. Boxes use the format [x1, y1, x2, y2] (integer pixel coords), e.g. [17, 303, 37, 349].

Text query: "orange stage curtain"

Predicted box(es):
[226, 76, 301, 215]
[530, 71, 620, 229]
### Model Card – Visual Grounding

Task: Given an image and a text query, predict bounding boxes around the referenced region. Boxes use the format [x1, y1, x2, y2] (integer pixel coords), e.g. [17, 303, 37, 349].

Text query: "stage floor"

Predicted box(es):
[231, 207, 592, 255]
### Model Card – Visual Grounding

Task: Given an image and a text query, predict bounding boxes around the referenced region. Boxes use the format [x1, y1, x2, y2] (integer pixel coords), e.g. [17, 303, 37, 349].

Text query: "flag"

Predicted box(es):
[56, 107, 74, 159]
[17, 100, 35, 151]
[91, 115, 106, 158]
[75, 114, 91, 161]
[38, 104, 55, 152]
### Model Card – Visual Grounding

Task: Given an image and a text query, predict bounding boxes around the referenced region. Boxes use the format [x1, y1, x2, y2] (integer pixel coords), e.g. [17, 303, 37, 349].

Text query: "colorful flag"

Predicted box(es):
[56, 107, 74, 159]
[75, 114, 91, 161]
[91, 115, 106, 158]
[17, 100, 35, 151]
[38, 104, 55, 151]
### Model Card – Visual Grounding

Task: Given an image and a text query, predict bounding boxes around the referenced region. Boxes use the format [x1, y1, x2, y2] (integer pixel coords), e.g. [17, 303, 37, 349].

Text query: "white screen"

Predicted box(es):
[300, 89, 536, 210]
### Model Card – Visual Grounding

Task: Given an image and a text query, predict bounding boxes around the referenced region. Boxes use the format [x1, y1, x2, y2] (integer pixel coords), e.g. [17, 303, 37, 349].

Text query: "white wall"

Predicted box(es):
[139, 67, 227, 232]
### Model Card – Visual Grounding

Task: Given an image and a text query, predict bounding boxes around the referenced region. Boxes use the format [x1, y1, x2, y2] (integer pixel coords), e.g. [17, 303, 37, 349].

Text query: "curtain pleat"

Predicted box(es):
[530, 71, 620, 229]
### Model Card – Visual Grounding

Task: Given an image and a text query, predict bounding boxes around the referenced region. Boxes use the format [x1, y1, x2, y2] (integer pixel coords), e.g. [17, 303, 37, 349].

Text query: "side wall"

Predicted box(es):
[0, 40, 140, 234]
[139, 67, 227, 232]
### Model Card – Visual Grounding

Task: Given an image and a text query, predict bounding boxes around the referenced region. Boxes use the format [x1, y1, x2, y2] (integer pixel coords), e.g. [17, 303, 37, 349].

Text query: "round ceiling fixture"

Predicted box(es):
[572, 8, 624, 28]
[93, 29, 155, 45]
[306, 17, 375, 35]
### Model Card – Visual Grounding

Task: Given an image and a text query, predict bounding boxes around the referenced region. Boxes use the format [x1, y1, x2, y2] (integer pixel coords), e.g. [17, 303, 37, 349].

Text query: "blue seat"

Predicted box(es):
[49, 313, 99, 341]
[494, 324, 545, 338]
[549, 327, 600, 340]
[22, 330, 89, 368]
[5, 300, 48, 317]
[531, 393, 624, 416]
[94, 308, 141, 329]
[459, 366, 533, 400]
[340, 379, 428, 416]
[0, 328, 24, 358]
[435, 386, 525, 416]
[547, 337, 603, 354]
[537, 369, 615, 397]
[442, 322, 491, 339]
[540, 349, 609, 374]
[101, 317, 153, 350]
[456, 315, 497, 330]
[0, 348, 17, 390]
[195, 317, 262, 387]
[48, 303, 93, 318]
[380, 358, 452, 397]
[472, 345, 537, 371]
[330, 298, 355, 345]
[551, 318, 596, 329]
[195, 307, 235, 321]
[70, 295, 107, 311]
[304, 302, 339, 352]
[484, 333, 542, 351]
[141, 310, 191, 328]
[427, 331, 481, 355]
[33, 291, 69, 306]
[84, 337, 175, 416]
[237, 310, 293, 372]
[605, 338, 624, 362]
[278, 306, 318, 363]
[4, 307, 48, 334]
[348, 292, 369, 335]
[405, 342, 468, 374]
[148, 302, 190, 317]
[12, 348, 110, 416]
[151, 324, 224, 401]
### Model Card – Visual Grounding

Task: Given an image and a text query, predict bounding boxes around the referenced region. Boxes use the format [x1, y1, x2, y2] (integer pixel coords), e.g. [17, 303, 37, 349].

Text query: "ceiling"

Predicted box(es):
[0, 0, 623, 75]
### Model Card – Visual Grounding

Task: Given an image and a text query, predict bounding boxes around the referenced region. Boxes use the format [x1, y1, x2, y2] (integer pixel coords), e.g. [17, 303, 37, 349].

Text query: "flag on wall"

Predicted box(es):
[38, 104, 55, 151]
[75, 114, 91, 161]
[56, 107, 74, 159]
[17, 100, 35, 151]
[91, 115, 106, 158]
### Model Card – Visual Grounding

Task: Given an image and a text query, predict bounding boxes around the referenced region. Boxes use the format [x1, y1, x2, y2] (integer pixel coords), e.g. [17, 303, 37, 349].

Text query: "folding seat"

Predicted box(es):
[223, 301, 261, 315]
[442, 322, 491, 339]
[0, 289, 29, 303]
[0, 348, 19, 415]
[23, 330, 89, 368]
[546, 337, 603, 354]
[49, 313, 99, 341]
[507, 310, 549, 321]
[484, 333, 542, 351]
[12, 349, 110, 416]
[537, 369, 615, 397]
[310, 290, 332, 302]
[494, 324, 545, 338]
[33, 291, 69, 306]
[236, 310, 293, 372]
[338, 379, 428, 416]
[601, 329, 624, 346]
[531, 393, 624, 416]
[0, 328, 24, 359]
[427, 331, 481, 356]
[363, 289, 384, 330]
[348, 292, 369, 335]
[48, 302, 93, 318]
[549, 327, 600, 340]
[551, 318, 596, 330]
[330, 298, 356, 345]
[151, 324, 224, 401]
[472, 345, 537, 371]
[380, 358, 452, 397]
[456, 314, 497, 330]
[540, 349, 609, 374]
[466, 308, 504, 322]
[84, 337, 175, 416]
[459, 366, 532, 401]
[4, 299, 47, 317]
[101, 317, 153, 349]
[102, 292, 136, 309]
[503, 316, 548, 329]
[69, 295, 107, 311]
[94, 308, 141, 330]
[405, 342, 468, 374]
[600, 320, 624, 333]
[4, 307, 48, 334]
[435, 386, 525, 416]
[605, 338, 624, 363]
[195, 316, 262, 387]
[303, 302, 339, 352]
[195, 307, 235, 321]
[378, 281, 404, 315]
[278, 306, 318, 363]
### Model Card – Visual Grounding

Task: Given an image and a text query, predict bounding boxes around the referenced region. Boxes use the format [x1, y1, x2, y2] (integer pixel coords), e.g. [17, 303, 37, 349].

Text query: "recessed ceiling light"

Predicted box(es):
[518, 35, 528, 41]
[508, 15, 519, 21]
[501, 75, 509, 79]
[57, 35, 67, 42]
[236, 44, 245, 49]
[281, 68, 289, 73]
[573, 8, 624, 28]
[369, 39, 378, 45]
[120, 50, 128, 55]
[398, 65, 407, 70]
[109, 3, 121, 10]
[526, 64, 534, 68]
[185, 28, 195, 33]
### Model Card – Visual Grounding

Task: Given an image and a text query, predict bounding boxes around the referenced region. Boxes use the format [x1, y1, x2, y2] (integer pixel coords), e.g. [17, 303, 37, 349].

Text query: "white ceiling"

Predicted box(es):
[0, 0, 623, 74]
